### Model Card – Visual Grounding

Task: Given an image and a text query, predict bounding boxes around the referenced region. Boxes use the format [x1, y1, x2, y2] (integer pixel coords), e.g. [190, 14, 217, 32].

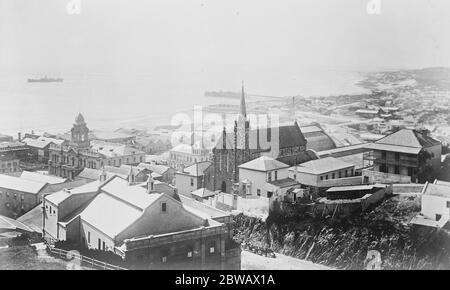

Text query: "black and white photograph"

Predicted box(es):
[1, 0, 450, 278]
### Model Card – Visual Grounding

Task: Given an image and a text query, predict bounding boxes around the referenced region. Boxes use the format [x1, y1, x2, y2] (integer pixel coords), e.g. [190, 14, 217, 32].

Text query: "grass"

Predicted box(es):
[0, 246, 68, 270]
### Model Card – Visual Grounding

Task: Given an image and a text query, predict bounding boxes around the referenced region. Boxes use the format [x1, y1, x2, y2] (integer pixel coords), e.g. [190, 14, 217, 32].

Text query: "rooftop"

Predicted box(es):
[375, 129, 441, 149]
[181, 161, 212, 176]
[239, 156, 289, 172]
[0, 174, 47, 194]
[290, 157, 354, 175]
[20, 171, 67, 185]
[22, 136, 65, 149]
[45, 180, 102, 205]
[90, 140, 144, 158]
[190, 188, 216, 198]
[421, 182, 450, 199]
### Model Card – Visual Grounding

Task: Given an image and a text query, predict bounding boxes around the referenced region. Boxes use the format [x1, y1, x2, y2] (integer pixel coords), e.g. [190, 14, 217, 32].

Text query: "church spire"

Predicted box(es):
[240, 81, 247, 119]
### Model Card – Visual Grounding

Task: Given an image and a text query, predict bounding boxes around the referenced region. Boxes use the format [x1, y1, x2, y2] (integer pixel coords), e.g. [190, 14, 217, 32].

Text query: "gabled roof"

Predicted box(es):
[20, 171, 67, 185]
[80, 177, 164, 239]
[0, 174, 47, 194]
[0, 215, 34, 233]
[45, 180, 102, 205]
[137, 163, 170, 175]
[214, 122, 307, 151]
[289, 157, 354, 175]
[239, 156, 289, 172]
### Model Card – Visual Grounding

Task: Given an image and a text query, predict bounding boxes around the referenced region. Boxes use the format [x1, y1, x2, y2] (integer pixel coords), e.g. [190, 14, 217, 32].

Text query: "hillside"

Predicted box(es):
[233, 195, 450, 270]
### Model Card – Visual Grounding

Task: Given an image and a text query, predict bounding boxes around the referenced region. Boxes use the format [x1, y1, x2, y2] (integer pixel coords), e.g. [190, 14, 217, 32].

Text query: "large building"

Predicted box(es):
[48, 114, 145, 180]
[206, 85, 317, 194]
[363, 129, 442, 183]
[43, 175, 240, 269]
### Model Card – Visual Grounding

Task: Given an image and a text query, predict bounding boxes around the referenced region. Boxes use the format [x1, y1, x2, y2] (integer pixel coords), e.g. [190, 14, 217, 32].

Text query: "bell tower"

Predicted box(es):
[70, 113, 90, 149]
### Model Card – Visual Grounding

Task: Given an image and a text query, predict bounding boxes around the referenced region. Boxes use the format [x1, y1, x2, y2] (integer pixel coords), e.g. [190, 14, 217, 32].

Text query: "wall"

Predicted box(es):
[422, 195, 450, 220]
[363, 169, 412, 184]
[175, 173, 200, 196]
[0, 187, 39, 218]
[238, 168, 267, 197]
[116, 195, 205, 244]
[44, 201, 59, 239]
[236, 196, 270, 219]
[80, 220, 115, 251]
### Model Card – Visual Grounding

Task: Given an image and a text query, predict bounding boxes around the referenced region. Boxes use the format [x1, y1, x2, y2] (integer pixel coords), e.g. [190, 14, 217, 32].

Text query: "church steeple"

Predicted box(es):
[240, 81, 247, 119]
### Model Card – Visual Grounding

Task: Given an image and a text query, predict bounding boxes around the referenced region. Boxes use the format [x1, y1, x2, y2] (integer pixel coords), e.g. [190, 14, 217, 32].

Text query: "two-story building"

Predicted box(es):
[238, 156, 300, 202]
[363, 129, 442, 183]
[175, 161, 212, 197]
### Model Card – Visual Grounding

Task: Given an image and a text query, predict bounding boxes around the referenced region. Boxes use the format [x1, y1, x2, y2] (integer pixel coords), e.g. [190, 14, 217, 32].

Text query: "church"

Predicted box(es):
[48, 113, 145, 180]
[205, 85, 317, 194]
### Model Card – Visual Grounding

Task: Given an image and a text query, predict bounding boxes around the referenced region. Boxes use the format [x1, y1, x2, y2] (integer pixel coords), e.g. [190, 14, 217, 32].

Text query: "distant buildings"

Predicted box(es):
[48, 114, 145, 180]
[43, 175, 240, 269]
[22, 136, 66, 163]
[168, 143, 211, 171]
[0, 134, 13, 143]
[363, 129, 442, 183]
[137, 163, 176, 184]
[300, 125, 337, 152]
[0, 154, 20, 174]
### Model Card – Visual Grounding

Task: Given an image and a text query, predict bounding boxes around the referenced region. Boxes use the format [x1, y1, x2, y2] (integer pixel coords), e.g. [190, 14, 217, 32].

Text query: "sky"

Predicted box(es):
[1, 0, 450, 76]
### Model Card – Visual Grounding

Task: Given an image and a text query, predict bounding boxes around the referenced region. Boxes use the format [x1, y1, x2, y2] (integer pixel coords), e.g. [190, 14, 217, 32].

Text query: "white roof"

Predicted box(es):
[90, 140, 143, 158]
[290, 157, 354, 175]
[22, 136, 64, 149]
[100, 177, 163, 210]
[20, 171, 67, 185]
[0, 174, 47, 194]
[45, 180, 101, 205]
[239, 156, 289, 172]
[80, 177, 164, 238]
[422, 183, 450, 199]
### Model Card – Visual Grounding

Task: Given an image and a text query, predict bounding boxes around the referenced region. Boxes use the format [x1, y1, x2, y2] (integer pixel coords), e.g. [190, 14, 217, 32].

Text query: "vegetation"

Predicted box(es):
[233, 195, 450, 270]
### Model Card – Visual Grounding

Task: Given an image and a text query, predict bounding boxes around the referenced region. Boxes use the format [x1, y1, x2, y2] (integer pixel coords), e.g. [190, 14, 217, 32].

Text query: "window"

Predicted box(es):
[98, 239, 101, 250]
[161, 250, 169, 263]
[446, 201, 450, 208]
[394, 166, 400, 175]
[187, 246, 193, 258]
[395, 152, 400, 161]
[190, 178, 194, 187]
[274, 171, 278, 181]
[325, 175, 329, 180]
[161, 202, 167, 213]
[257, 189, 261, 196]
[381, 151, 387, 159]
[88, 232, 91, 243]
[268, 172, 272, 182]
[338, 172, 342, 178]
[209, 241, 216, 254]
[267, 191, 273, 198]
[332, 173, 335, 179]
[102, 241, 106, 251]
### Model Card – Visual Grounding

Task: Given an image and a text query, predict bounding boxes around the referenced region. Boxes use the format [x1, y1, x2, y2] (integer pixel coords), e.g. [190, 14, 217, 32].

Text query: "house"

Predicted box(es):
[175, 161, 212, 197]
[0, 154, 20, 174]
[0, 134, 13, 143]
[363, 129, 442, 183]
[137, 163, 175, 184]
[410, 180, 450, 228]
[43, 175, 240, 270]
[288, 157, 359, 191]
[318, 143, 372, 175]
[168, 143, 211, 171]
[0, 174, 50, 218]
[238, 156, 300, 202]
[300, 125, 337, 152]
[22, 136, 66, 163]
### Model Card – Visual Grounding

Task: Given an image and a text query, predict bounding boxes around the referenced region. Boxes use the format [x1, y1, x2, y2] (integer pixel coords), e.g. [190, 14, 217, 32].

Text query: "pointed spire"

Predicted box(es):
[240, 81, 247, 118]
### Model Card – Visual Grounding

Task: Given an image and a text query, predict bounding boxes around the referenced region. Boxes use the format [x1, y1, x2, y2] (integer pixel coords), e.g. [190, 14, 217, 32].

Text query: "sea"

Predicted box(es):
[0, 66, 371, 137]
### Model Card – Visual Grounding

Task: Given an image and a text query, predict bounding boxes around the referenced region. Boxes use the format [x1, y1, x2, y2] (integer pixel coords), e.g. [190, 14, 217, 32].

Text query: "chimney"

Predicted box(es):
[99, 166, 107, 182]
[146, 174, 155, 193]
[17, 132, 21, 142]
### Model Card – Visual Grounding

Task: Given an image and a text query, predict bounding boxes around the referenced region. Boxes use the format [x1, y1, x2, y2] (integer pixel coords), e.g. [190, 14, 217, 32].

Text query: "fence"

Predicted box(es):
[47, 246, 128, 270]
